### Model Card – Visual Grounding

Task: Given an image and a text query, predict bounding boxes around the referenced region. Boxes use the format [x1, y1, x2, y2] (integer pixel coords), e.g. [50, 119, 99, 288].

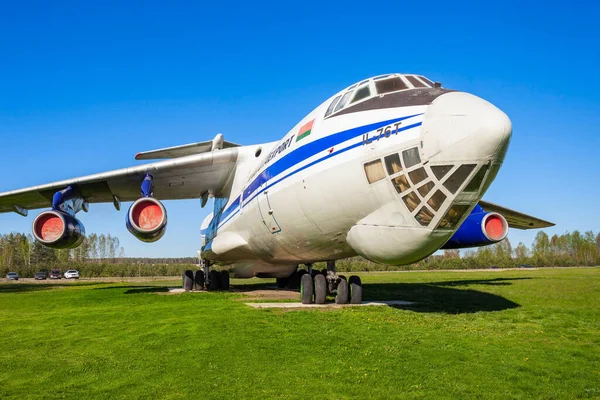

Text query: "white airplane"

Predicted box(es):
[0, 73, 553, 304]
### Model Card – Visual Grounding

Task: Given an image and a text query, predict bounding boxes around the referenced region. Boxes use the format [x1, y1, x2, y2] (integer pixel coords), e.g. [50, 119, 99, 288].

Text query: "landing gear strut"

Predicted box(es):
[299, 261, 362, 305]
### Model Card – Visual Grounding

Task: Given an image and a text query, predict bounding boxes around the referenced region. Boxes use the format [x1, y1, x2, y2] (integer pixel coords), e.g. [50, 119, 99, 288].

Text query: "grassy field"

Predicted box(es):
[0, 268, 598, 399]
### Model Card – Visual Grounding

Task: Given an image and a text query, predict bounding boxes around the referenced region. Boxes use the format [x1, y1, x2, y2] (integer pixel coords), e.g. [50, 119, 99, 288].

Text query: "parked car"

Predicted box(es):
[6, 272, 19, 281]
[34, 271, 48, 280]
[49, 269, 62, 279]
[64, 270, 79, 279]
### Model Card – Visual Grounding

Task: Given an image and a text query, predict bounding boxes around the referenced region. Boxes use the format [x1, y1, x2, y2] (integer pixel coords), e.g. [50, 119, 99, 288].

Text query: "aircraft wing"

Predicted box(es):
[135, 139, 240, 160]
[479, 200, 554, 229]
[0, 148, 238, 215]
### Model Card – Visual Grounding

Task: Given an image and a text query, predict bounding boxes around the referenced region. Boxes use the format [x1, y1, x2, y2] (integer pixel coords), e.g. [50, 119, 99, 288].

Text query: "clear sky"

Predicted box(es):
[1, 1, 599, 257]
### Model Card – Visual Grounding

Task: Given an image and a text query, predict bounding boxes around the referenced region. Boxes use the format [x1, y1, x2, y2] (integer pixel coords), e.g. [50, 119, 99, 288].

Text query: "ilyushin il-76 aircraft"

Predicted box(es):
[0, 74, 554, 304]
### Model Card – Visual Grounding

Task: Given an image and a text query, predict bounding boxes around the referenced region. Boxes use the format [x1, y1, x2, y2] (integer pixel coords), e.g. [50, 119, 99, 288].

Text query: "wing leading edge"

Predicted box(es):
[0, 148, 238, 215]
[479, 200, 554, 230]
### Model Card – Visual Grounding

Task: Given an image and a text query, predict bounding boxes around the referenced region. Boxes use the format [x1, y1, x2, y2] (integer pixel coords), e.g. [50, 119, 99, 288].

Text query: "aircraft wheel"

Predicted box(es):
[314, 274, 326, 304]
[183, 270, 194, 291]
[194, 270, 205, 290]
[336, 277, 349, 304]
[300, 273, 313, 304]
[208, 270, 220, 291]
[219, 270, 230, 291]
[349, 275, 362, 304]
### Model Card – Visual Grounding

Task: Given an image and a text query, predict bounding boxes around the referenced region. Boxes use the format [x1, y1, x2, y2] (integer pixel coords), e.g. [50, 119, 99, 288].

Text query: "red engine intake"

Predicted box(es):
[32, 210, 86, 249]
[126, 197, 168, 242]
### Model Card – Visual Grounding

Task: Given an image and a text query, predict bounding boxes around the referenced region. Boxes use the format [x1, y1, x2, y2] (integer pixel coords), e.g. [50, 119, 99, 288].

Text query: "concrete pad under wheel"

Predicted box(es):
[244, 300, 415, 309]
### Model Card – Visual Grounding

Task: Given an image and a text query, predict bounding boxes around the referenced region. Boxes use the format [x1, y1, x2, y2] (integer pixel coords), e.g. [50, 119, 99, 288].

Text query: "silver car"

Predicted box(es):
[6, 272, 19, 280]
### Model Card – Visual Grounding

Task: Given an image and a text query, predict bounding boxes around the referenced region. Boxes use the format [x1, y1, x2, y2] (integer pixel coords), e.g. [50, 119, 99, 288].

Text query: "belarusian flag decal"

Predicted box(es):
[296, 119, 314, 142]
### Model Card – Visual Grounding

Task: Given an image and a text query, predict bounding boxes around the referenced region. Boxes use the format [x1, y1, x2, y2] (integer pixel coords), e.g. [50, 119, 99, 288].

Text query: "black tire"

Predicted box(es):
[300, 273, 313, 304]
[314, 274, 326, 304]
[349, 275, 362, 304]
[182, 270, 194, 291]
[320, 268, 328, 277]
[194, 270, 205, 290]
[208, 270, 220, 291]
[336, 278, 349, 304]
[276, 277, 288, 289]
[219, 270, 230, 291]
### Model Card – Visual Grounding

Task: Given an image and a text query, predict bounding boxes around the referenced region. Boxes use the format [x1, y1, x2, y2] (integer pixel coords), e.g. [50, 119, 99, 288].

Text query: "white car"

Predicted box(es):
[6, 272, 19, 280]
[64, 270, 79, 279]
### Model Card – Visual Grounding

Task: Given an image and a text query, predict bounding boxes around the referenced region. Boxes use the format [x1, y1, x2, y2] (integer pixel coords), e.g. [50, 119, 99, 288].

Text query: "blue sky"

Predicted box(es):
[1, 1, 598, 257]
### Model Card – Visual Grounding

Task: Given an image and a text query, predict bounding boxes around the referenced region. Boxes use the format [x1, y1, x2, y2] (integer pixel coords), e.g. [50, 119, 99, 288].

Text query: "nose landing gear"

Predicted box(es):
[299, 261, 362, 305]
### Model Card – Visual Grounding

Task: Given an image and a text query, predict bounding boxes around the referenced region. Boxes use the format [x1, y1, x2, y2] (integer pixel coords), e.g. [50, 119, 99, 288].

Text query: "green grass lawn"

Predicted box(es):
[0, 268, 599, 399]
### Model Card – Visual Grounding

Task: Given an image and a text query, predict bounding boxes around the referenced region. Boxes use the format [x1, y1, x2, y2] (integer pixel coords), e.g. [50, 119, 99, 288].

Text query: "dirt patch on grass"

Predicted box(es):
[234, 289, 299, 301]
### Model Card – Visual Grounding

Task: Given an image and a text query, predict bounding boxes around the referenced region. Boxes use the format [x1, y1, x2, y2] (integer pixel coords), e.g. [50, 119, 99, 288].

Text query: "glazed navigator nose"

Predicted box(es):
[421, 92, 512, 163]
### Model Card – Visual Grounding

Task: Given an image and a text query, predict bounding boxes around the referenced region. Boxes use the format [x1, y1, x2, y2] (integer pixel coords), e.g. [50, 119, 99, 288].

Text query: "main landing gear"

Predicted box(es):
[182, 259, 230, 291]
[298, 261, 362, 305]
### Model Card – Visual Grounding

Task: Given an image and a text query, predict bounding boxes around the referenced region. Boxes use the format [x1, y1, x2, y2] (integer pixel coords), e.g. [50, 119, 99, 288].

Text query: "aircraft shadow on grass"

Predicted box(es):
[233, 277, 526, 314]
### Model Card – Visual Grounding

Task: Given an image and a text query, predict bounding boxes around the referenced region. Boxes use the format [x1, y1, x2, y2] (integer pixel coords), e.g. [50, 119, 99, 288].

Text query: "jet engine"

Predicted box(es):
[126, 197, 168, 242]
[32, 210, 86, 249]
[442, 204, 508, 249]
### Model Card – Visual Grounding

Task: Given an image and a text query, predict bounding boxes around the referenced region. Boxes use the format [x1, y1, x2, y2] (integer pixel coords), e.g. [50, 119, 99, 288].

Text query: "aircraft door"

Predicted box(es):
[257, 189, 281, 234]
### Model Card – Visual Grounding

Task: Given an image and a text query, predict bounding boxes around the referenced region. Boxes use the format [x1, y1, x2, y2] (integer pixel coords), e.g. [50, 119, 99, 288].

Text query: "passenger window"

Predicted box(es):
[464, 165, 489, 192]
[364, 159, 385, 184]
[443, 164, 476, 193]
[351, 85, 371, 104]
[384, 153, 402, 175]
[437, 204, 470, 229]
[431, 165, 453, 180]
[427, 190, 447, 211]
[402, 192, 420, 212]
[391, 175, 410, 193]
[415, 206, 434, 226]
[417, 182, 435, 197]
[402, 148, 421, 168]
[406, 76, 426, 88]
[334, 90, 354, 113]
[418, 76, 435, 87]
[375, 77, 408, 94]
[325, 95, 342, 117]
[408, 167, 428, 185]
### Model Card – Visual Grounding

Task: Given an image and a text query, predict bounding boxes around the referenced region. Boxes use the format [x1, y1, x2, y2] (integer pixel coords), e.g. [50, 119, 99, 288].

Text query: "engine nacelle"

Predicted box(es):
[32, 210, 86, 249]
[442, 205, 508, 249]
[126, 197, 167, 242]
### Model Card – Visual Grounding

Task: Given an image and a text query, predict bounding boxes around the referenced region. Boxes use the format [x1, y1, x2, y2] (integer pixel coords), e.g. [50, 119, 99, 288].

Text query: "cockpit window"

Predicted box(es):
[402, 148, 421, 168]
[419, 76, 435, 87]
[334, 90, 354, 113]
[375, 76, 408, 94]
[443, 164, 476, 193]
[406, 75, 426, 88]
[364, 159, 385, 184]
[325, 95, 341, 117]
[463, 165, 489, 192]
[351, 84, 371, 104]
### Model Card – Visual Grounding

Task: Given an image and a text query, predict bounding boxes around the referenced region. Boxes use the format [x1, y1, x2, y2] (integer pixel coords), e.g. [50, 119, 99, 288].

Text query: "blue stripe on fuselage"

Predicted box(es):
[242, 114, 422, 201]
[215, 114, 423, 230]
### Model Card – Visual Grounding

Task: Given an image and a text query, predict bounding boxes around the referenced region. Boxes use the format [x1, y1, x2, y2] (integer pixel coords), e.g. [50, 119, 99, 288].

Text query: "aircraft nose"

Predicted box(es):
[421, 92, 512, 162]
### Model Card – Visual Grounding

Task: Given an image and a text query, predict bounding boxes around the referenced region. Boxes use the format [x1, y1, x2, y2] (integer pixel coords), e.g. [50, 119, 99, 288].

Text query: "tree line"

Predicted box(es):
[1, 230, 599, 278]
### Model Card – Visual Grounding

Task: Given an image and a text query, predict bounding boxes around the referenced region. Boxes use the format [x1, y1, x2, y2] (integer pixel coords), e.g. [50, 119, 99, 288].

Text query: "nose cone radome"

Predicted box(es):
[421, 92, 512, 163]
